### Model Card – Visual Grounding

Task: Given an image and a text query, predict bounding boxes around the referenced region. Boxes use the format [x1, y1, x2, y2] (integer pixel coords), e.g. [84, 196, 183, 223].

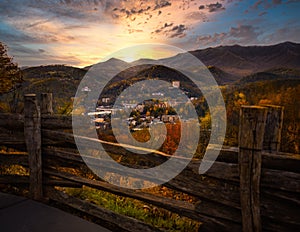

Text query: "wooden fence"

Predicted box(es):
[0, 93, 299, 231]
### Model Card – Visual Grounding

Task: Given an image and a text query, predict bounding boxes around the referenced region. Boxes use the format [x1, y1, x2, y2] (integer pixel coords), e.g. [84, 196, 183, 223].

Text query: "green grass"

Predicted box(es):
[65, 186, 200, 231]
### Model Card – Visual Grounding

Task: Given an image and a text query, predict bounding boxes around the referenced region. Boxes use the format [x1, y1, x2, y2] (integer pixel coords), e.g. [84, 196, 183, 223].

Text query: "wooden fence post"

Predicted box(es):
[41, 93, 53, 115]
[24, 94, 43, 200]
[260, 105, 284, 152]
[239, 106, 267, 232]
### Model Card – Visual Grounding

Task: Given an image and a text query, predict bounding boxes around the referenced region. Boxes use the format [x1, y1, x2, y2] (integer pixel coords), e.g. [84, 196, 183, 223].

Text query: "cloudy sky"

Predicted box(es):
[0, 0, 299, 67]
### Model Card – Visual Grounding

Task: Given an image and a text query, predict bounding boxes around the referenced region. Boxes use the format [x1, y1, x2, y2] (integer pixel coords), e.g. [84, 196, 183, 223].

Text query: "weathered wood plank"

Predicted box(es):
[262, 188, 300, 205]
[0, 113, 24, 130]
[45, 179, 82, 187]
[42, 147, 165, 182]
[239, 106, 267, 232]
[0, 175, 29, 185]
[24, 94, 43, 200]
[262, 151, 300, 173]
[0, 175, 82, 187]
[261, 192, 300, 226]
[189, 160, 300, 193]
[260, 105, 284, 152]
[262, 218, 300, 232]
[195, 200, 242, 224]
[208, 148, 300, 173]
[261, 169, 300, 193]
[188, 160, 239, 182]
[41, 115, 72, 130]
[42, 129, 75, 144]
[42, 129, 170, 164]
[166, 168, 241, 209]
[0, 153, 28, 166]
[197, 217, 241, 232]
[0, 131, 25, 144]
[45, 187, 163, 232]
[0, 136, 26, 147]
[40, 93, 53, 115]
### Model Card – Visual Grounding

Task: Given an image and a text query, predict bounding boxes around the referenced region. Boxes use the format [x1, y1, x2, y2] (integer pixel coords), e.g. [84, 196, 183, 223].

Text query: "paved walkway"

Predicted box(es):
[0, 192, 111, 232]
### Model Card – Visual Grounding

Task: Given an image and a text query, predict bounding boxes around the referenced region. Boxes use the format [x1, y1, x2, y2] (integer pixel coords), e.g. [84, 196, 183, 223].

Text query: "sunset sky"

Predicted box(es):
[0, 0, 299, 67]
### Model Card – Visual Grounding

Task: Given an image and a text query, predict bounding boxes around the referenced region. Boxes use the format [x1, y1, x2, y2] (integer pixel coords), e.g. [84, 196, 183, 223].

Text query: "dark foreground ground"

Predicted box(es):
[0, 192, 111, 232]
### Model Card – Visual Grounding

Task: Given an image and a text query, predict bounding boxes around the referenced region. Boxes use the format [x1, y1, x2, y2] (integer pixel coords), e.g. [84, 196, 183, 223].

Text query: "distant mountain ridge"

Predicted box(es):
[189, 41, 300, 77]
[237, 67, 300, 85]
[15, 41, 300, 99]
[101, 41, 300, 82]
[22, 64, 86, 80]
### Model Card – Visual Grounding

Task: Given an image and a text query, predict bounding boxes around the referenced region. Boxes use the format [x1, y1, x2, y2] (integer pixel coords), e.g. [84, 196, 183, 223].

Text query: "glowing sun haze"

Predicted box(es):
[0, 0, 299, 67]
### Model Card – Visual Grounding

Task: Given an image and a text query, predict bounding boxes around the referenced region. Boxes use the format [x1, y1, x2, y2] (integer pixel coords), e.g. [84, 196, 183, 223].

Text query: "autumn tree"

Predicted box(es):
[0, 42, 22, 94]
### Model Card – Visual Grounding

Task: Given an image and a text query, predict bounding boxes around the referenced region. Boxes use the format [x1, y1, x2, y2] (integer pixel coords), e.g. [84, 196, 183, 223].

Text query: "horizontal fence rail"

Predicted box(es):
[0, 93, 299, 232]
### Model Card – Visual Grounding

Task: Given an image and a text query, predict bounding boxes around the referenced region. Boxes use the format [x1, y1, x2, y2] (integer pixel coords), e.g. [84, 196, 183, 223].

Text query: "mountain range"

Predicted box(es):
[19, 41, 300, 85]
[1, 41, 299, 111]
[190, 41, 300, 77]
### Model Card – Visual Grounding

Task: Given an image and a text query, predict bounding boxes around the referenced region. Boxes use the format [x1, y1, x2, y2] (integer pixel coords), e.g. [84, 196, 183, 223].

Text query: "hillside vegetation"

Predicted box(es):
[0, 63, 86, 113]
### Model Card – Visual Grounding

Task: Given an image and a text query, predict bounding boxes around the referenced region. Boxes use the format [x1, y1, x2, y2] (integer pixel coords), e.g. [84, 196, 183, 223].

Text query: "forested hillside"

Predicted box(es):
[223, 79, 300, 153]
